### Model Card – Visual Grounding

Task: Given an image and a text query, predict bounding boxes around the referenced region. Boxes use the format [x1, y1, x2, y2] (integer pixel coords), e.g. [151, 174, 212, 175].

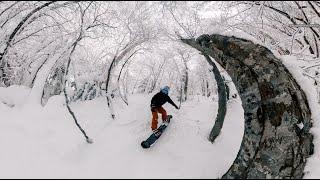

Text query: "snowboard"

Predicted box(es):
[141, 115, 172, 149]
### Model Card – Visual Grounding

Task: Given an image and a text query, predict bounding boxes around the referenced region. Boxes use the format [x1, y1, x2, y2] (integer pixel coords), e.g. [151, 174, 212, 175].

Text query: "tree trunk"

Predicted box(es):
[63, 35, 92, 144]
[182, 61, 188, 102]
[105, 57, 116, 119]
[116, 51, 137, 106]
[203, 55, 227, 143]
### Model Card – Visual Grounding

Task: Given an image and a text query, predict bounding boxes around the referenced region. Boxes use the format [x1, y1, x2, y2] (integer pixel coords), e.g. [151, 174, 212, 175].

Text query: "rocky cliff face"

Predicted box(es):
[182, 34, 314, 179]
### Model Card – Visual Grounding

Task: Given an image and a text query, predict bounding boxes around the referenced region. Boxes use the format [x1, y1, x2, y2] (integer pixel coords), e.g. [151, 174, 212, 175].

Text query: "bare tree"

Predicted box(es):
[0, 1, 56, 86]
[103, 1, 157, 119]
[116, 48, 143, 105]
[62, 2, 96, 144]
[176, 49, 192, 102]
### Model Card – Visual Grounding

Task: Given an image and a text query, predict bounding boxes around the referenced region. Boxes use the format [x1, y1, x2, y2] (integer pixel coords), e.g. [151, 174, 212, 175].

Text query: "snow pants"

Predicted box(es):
[151, 106, 167, 130]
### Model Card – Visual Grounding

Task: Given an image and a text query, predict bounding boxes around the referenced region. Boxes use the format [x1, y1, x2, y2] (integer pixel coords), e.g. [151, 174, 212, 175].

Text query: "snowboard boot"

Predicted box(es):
[153, 129, 161, 137]
[163, 115, 172, 125]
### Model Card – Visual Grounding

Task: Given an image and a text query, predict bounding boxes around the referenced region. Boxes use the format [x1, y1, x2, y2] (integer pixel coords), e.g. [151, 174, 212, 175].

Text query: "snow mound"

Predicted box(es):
[0, 88, 244, 178]
[0, 85, 31, 108]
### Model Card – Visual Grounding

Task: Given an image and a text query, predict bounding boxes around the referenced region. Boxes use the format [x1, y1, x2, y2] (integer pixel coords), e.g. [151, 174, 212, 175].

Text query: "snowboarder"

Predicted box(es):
[150, 86, 179, 133]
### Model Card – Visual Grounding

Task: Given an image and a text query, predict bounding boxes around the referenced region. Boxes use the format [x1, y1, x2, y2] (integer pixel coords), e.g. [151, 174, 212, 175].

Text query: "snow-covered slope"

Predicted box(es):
[0, 88, 243, 178]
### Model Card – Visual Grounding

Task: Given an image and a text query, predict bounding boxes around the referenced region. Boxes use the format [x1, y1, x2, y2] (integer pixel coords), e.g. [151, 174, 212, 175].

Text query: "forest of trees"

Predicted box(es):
[1, 1, 320, 178]
[1, 1, 320, 105]
[1, 0, 320, 142]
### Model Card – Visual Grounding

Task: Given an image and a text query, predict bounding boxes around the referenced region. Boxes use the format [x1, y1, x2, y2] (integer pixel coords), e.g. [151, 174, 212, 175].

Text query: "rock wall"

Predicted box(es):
[181, 34, 314, 179]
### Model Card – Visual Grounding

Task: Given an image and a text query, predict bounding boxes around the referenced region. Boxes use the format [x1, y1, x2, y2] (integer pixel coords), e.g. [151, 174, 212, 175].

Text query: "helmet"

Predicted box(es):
[160, 86, 170, 95]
